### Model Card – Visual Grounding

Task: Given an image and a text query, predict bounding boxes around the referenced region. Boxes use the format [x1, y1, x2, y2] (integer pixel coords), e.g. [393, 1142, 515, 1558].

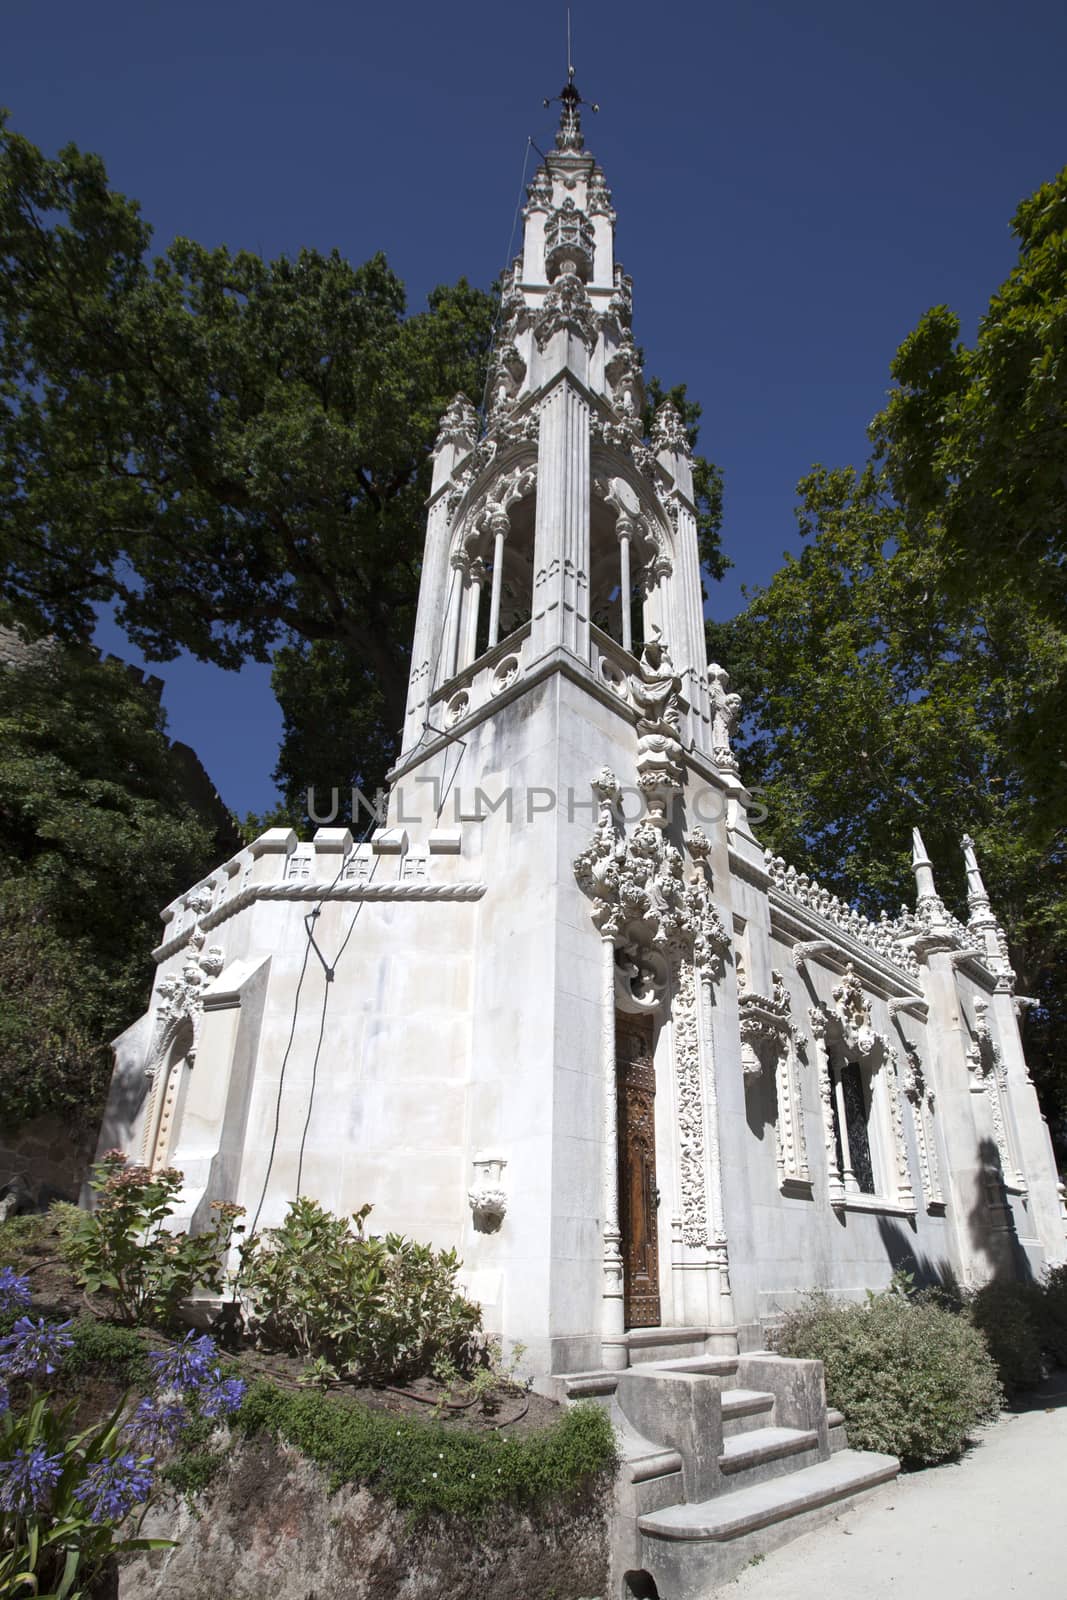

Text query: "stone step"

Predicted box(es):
[608, 1325, 734, 1366]
[634, 1354, 739, 1377]
[639, 1447, 899, 1543]
[720, 1388, 776, 1437]
[561, 1371, 619, 1400]
[639, 1450, 898, 1597]
[717, 1424, 820, 1489]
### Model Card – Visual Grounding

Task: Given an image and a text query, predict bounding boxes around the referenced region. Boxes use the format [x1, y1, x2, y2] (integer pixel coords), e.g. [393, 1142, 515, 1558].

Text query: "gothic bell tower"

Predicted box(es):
[399, 71, 724, 764]
[386, 72, 749, 1376]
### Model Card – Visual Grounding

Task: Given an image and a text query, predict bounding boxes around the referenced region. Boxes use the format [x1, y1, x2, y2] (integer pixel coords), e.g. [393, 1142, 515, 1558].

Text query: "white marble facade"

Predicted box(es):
[100, 76, 1066, 1374]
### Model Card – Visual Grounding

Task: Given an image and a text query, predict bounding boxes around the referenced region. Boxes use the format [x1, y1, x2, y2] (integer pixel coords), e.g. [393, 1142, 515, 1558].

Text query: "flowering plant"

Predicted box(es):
[63, 1152, 245, 1327]
[0, 1277, 246, 1598]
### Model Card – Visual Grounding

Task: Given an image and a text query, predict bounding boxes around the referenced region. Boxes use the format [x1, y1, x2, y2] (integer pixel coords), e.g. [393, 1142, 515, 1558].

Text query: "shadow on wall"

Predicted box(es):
[875, 1137, 1032, 1289]
[876, 1214, 960, 1296]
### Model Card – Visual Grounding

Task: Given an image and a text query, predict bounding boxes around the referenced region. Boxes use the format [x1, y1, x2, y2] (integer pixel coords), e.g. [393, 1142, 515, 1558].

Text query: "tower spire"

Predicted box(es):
[544, 58, 598, 154]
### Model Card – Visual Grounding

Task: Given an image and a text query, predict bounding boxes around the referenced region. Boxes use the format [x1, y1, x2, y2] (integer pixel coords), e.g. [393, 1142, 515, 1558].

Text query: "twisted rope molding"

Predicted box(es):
[152, 878, 487, 960]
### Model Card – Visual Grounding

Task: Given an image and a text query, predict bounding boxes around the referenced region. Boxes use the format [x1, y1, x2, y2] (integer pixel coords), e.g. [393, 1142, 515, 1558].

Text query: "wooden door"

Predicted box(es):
[616, 1012, 661, 1328]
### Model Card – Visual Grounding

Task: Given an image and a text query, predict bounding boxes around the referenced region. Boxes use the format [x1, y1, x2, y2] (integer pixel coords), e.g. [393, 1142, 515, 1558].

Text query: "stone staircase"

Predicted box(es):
[541, 1335, 898, 1598]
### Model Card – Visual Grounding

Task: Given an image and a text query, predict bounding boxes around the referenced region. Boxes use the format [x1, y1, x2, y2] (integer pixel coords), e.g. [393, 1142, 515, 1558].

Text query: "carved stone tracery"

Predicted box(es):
[573, 762, 729, 1253]
[739, 973, 811, 1192]
[967, 999, 1026, 1192]
[901, 1041, 945, 1210]
[807, 965, 914, 1209]
[141, 885, 225, 1169]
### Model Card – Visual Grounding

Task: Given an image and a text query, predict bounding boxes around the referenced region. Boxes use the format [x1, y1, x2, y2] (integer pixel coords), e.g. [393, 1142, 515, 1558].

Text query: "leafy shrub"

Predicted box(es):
[239, 1198, 482, 1384]
[1037, 1264, 1067, 1365]
[63, 1153, 244, 1328]
[235, 1380, 617, 1517]
[966, 1279, 1046, 1393]
[0, 1212, 53, 1267]
[776, 1288, 1001, 1464]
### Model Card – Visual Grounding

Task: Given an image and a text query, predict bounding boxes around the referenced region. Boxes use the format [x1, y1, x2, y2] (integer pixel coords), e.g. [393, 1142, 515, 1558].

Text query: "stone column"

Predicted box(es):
[460, 558, 487, 670]
[486, 513, 509, 651]
[532, 379, 590, 661]
[832, 1065, 858, 1193]
[699, 969, 733, 1324]
[600, 934, 627, 1369]
[810, 1015, 845, 1205]
[441, 552, 467, 683]
[616, 514, 634, 655]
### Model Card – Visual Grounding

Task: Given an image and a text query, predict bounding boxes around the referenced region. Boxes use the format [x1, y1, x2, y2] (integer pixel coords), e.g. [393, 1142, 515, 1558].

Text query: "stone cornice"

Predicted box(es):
[769, 895, 924, 999]
[153, 880, 486, 963]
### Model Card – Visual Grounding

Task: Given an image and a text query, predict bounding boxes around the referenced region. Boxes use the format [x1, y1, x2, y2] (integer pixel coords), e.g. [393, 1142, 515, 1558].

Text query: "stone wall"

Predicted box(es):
[122, 1433, 610, 1600]
[0, 1113, 96, 1205]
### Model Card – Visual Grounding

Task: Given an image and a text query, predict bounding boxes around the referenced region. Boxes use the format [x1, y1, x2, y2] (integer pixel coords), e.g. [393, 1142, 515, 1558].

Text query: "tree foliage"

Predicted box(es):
[871, 166, 1067, 816]
[0, 117, 727, 822]
[0, 645, 219, 1128]
[0, 112, 498, 811]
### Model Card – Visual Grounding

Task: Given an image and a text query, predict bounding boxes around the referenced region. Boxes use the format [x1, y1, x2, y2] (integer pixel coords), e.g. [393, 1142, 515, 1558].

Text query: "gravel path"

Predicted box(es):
[725, 1379, 1067, 1600]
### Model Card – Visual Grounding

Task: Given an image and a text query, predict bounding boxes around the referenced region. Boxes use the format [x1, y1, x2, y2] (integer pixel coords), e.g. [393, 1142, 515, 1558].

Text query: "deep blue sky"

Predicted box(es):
[7, 0, 1065, 816]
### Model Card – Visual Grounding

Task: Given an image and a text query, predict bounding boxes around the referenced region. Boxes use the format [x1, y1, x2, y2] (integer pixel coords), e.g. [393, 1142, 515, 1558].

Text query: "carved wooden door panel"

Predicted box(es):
[616, 1012, 661, 1328]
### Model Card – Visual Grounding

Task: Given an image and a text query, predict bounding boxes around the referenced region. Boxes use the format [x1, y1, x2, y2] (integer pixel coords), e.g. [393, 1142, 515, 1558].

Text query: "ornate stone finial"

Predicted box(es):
[545, 70, 598, 155]
[707, 662, 742, 774]
[435, 394, 478, 455]
[961, 833, 993, 923]
[911, 827, 938, 902]
[651, 399, 691, 457]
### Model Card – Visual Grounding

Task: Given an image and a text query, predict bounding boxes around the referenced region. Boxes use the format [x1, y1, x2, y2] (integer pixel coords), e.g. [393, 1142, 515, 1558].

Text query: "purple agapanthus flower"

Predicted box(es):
[0, 1317, 74, 1380]
[198, 1373, 246, 1420]
[0, 1380, 8, 1415]
[123, 1394, 188, 1451]
[0, 1444, 64, 1515]
[148, 1332, 218, 1394]
[0, 1267, 31, 1315]
[74, 1452, 154, 1523]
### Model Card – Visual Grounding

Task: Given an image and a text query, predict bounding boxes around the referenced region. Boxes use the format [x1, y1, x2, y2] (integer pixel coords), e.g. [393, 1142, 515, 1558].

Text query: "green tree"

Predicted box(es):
[1, 118, 727, 821]
[0, 643, 220, 1128]
[872, 166, 1067, 815]
[0, 113, 497, 811]
[710, 465, 1067, 1155]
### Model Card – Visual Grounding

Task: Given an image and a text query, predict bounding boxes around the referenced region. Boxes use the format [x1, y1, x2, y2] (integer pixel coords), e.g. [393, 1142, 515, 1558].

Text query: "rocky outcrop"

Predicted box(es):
[121, 1433, 610, 1600]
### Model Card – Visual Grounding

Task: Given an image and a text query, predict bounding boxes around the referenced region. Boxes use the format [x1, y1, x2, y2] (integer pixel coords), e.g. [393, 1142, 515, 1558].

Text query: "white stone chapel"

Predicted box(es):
[100, 72, 1066, 1384]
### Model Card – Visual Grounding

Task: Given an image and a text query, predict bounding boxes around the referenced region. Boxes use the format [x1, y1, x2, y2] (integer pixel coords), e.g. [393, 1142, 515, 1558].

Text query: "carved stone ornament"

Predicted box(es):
[435, 393, 479, 456]
[141, 886, 225, 1167]
[468, 1155, 508, 1230]
[524, 167, 553, 213]
[651, 399, 691, 456]
[807, 965, 915, 1208]
[544, 196, 596, 282]
[574, 770, 728, 1002]
[830, 965, 880, 1060]
[534, 269, 598, 351]
[966, 999, 1026, 1192]
[487, 341, 527, 411]
[628, 631, 685, 812]
[739, 973, 811, 1192]
[586, 167, 615, 219]
[901, 1040, 945, 1210]
[766, 853, 920, 978]
[707, 662, 742, 774]
[738, 971, 796, 1078]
